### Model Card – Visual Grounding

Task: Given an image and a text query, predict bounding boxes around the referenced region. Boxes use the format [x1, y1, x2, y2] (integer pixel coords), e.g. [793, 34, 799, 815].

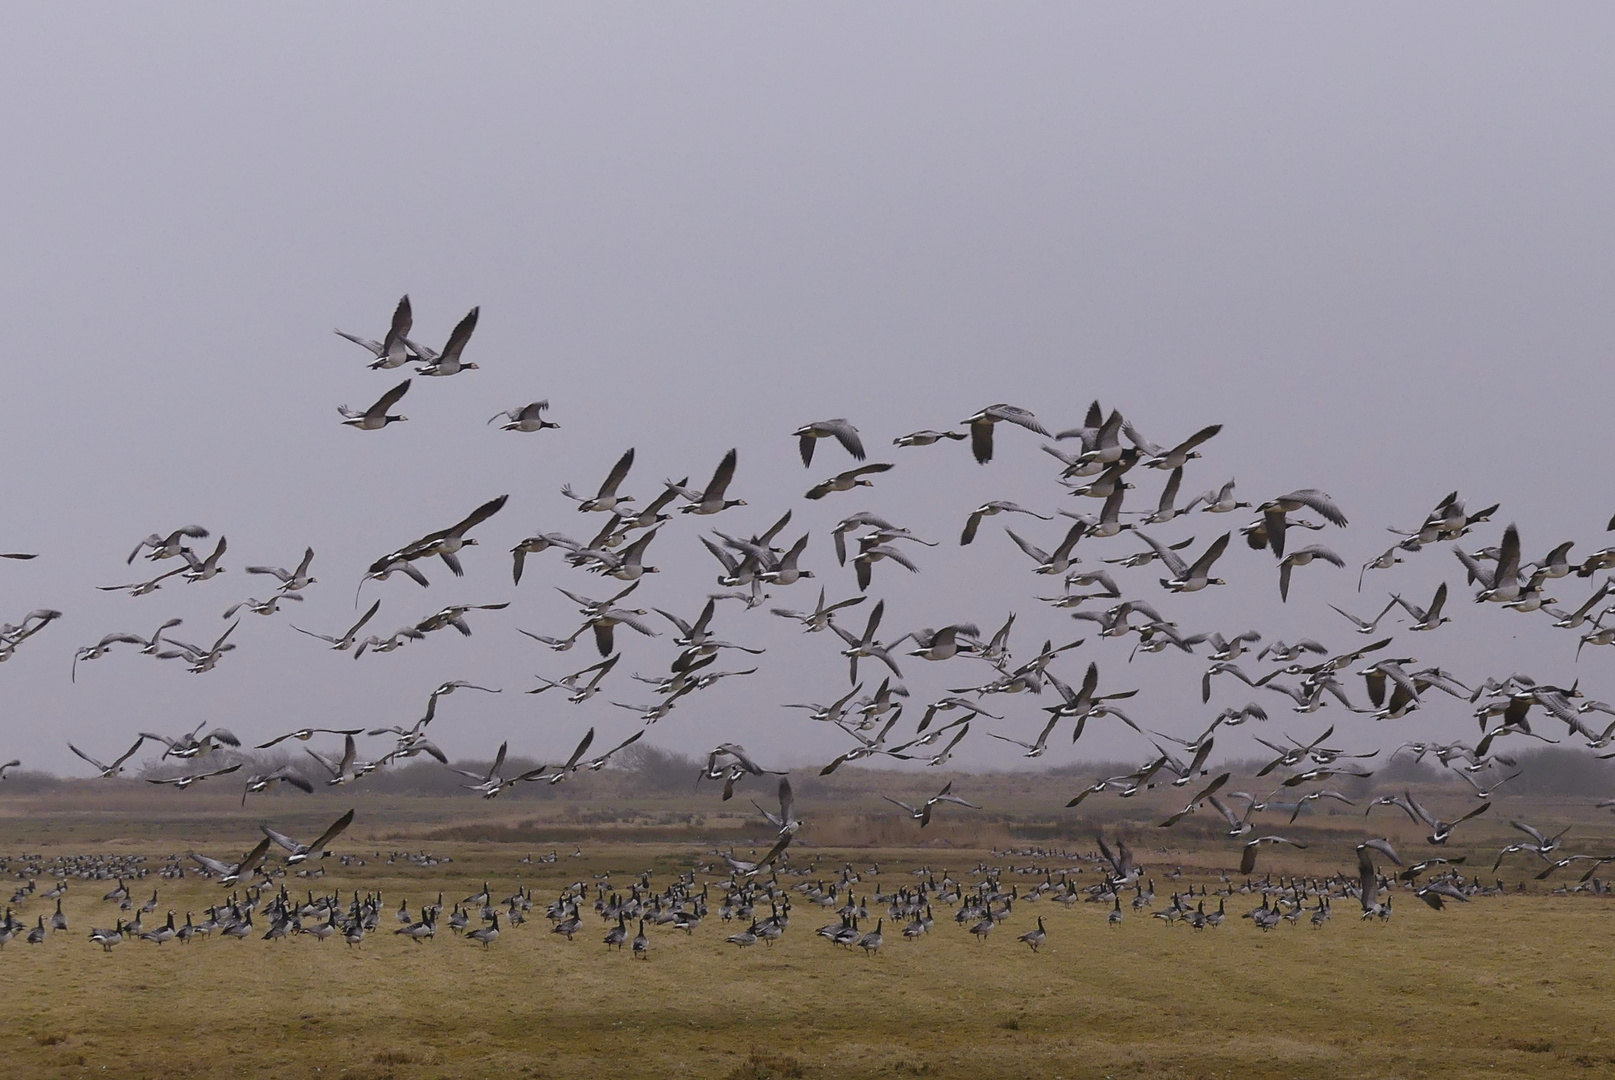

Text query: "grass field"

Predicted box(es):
[4, 785, 1615, 1079]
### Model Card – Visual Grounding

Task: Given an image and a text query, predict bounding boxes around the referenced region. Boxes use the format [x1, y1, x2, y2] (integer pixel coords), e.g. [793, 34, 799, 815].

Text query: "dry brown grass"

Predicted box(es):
[4, 786, 1615, 1078]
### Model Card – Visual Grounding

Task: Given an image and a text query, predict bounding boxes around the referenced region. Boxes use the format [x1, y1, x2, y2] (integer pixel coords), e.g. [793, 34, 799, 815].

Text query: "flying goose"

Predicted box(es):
[669, 449, 745, 515]
[488, 401, 557, 432]
[256, 727, 364, 749]
[563, 448, 636, 512]
[96, 564, 188, 596]
[240, 767, 315, 805]
[390, 494, 509, 577]
[751, 776, 802, 835]
[71, 631, 152, 682]
[292, 600, 381, 651]
[1125, 421, 1222, 471]
[794, 419, 866, 466]
[893, 429, 967, 447]
[1138, 531, 1231, 593]
[1327, 598, 1398, 635]
[411, 306, 480, 376]
[128, 526, 210, 564]
[67, 736, 147, 778]
[262, 809, 355, 864]
[1391, 582, 1451, 631]
[245, 547, 317, 592]
[1278, 545, 1346, 602]
[139, 722, 241, 759]
[1238, 836, 1308, 875]
[146, 763, 241, 789]
[805, 463, 893, 500]
[338, 378, 411, 429]
[1005, 521, 1086, 576]
[1254, 489, 1349, 557]
[963, 404, 1049, 465]
[1197, 479, 1250, 514]
[177, 536, 228, 582]
[221, 593, 303, 619]
[334, 294, 414, 368]
[305, 735, 364, 786]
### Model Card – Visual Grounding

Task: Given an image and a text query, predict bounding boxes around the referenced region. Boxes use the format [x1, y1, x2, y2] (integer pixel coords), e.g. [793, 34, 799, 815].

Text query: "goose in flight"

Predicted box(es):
[960, 501, 1051, 546]
[794, 419, 866, 467]
[721, 832, 794, 876]
[391, 494, 509, 577]
[563, 448, 636, 513]
[1457, 523, 1524, 603]
[488, 401, 557, 432]
[140, 722, 241, 760]
[72, 631, 154, 682]
[893, 428, 967, 447]
[146, 763, 242, 790]
[963, 403, 1049, 465]
[529, 653, 620, 702]
[305, 735, 364, 786]
[1156, 772, 1231, 827]
[669, 449, 745, 515]
[1327, 598, 1398, 635]
[1546, 582, 1610, 629]
[335, 294, 414, 369]
[1137, 467, 1202, 525]
[262, 808, 355, 864]
[255, 726, 364, 749]
[1197, 479, 1250, 515]
[1254, 489, 1349, 557]
[1400, 791, 1491, 844]
[1391, 582, 1451, 631]
[751, 776, 802, 835]
[1238, 835, 1308, 875]
[246, 547, 317, 593]
[1137, 531, 1231, 593]
[1005, 520, 1086, 576]
[292, 600, 381, 651]
[411, 306, 480, 376]
[831, 599, 904, 684]
[128, 526, 210, 565]
[68, 737, 147, 778]
[97, 565, 188, 596]
[413, 602, 510, 638]
[806, 463, 894, 501]
[853, 542, 921, 593]
[177, 536, 228, 583]
[240, 767, 314, 805]
[1278, 546, 1345, 602]
[338, 378, 411, 429]
[1125, 421, 1222, 471]
[221, 594, 303, 619]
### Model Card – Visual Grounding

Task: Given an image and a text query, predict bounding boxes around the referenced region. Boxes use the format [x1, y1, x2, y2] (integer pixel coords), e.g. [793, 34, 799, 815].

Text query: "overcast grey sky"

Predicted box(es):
[2, 4, 1613, 777]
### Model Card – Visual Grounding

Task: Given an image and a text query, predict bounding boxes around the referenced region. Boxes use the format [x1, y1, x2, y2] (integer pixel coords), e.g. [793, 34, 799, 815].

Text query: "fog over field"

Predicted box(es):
[2, 4, 1614, 781]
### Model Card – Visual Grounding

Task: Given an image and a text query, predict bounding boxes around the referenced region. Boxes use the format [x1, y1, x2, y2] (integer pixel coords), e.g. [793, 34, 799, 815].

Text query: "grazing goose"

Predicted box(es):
[262, 809, 355, 864]
[563, 448, 636, 513]
[334, 294, 414, 368]
[806, 463, 894, 500]
[963, 404, 1049, 465]
[488, 401, 557, 432]
[337, 378, 411, 429]
[467, 912, 501, 948]
[411, 306, 480, 376]
[245, 547, 317, 593]
[67, 736, 147, 779]
[669, 449, 746, 515]
[795, 419, 865, 466]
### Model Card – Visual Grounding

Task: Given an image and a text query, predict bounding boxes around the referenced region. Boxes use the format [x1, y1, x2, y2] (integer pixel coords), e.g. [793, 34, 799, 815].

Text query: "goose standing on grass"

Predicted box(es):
[338, 378, 410, 430]
[488, 401, 557, 432]
[467, 912, 500, 948]
[411, 306, 480, 376]
[1017, 916, 1047, 952]
[794, 419, 866, 467]
[632, 919, 648, 958]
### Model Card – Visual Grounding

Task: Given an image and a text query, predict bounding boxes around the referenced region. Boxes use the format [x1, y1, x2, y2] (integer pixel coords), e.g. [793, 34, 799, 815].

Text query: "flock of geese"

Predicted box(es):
[4, 293, 1615, 953]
